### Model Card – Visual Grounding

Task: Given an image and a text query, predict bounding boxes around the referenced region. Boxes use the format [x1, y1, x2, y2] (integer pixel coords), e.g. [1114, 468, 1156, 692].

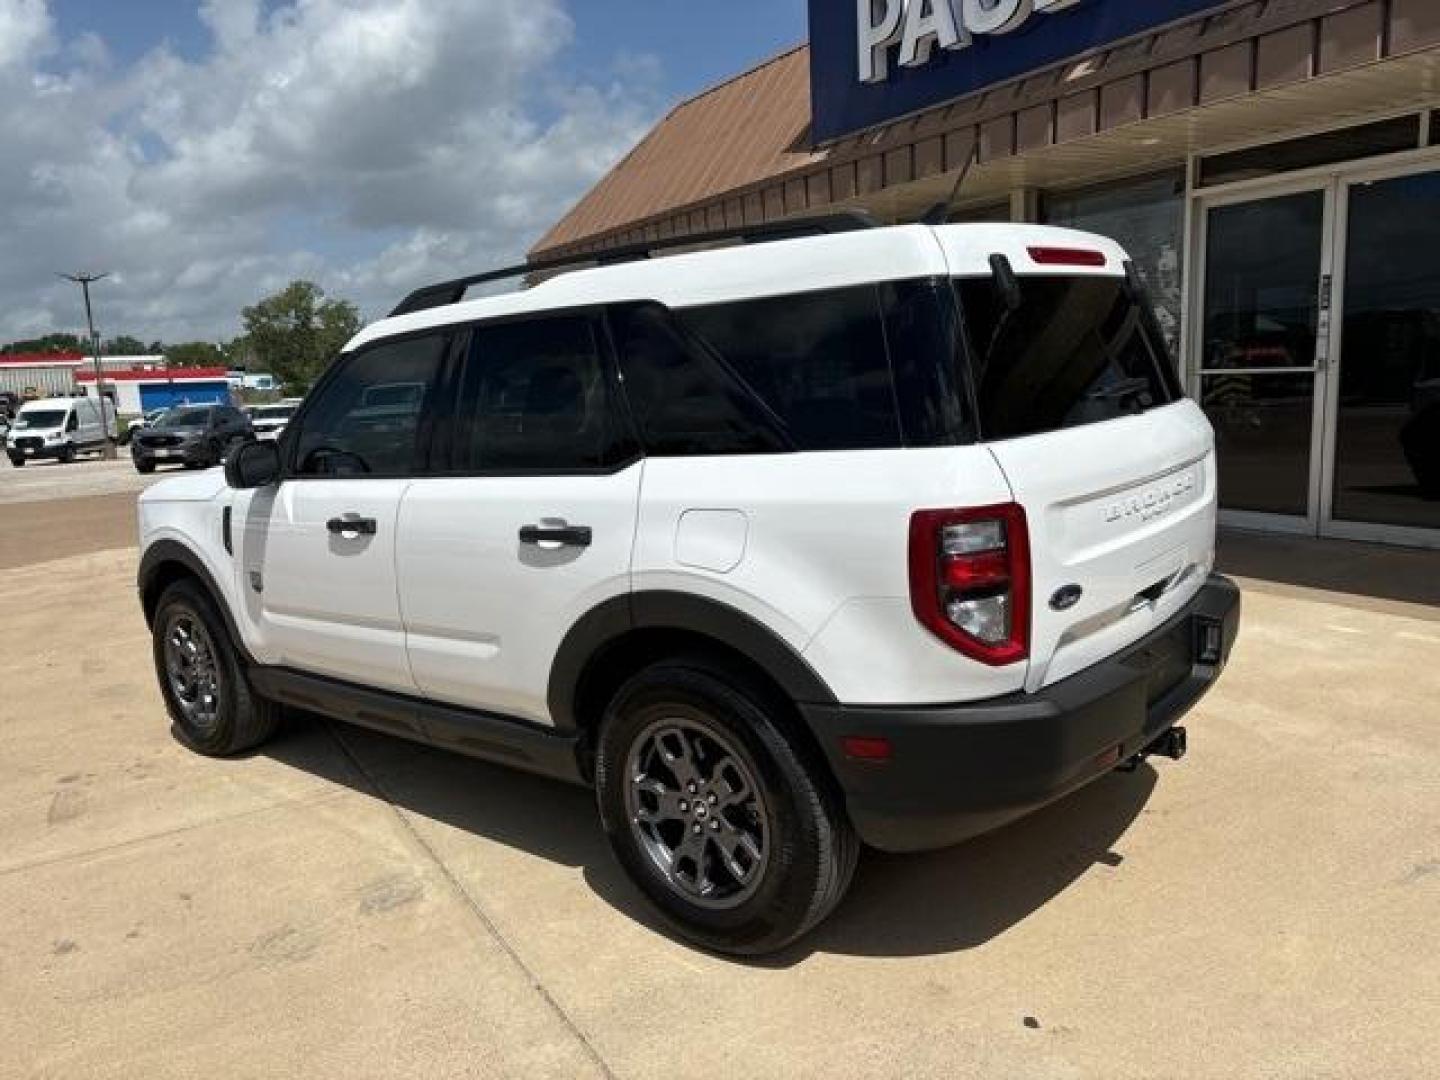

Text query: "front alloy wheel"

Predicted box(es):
[162, 611, 223, 738]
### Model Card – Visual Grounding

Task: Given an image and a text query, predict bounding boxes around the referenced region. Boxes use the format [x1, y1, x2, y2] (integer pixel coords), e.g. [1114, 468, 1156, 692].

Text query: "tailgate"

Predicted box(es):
[986, 400, 1217, 691]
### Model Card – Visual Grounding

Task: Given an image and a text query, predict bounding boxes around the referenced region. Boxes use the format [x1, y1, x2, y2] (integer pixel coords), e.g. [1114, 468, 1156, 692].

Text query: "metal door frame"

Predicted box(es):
[1186, 145, 1440, 549]
[1188, 176, 1336, 537]
[1317, 153, 1440, 550]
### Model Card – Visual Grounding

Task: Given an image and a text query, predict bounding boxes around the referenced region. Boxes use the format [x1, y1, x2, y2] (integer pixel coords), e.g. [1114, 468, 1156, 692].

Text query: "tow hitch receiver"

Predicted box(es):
[1118, 726, 1187, 772]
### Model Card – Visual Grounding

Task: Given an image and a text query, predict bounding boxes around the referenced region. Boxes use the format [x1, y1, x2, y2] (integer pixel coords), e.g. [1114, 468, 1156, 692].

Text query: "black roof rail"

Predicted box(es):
[387, 209, 882, 318]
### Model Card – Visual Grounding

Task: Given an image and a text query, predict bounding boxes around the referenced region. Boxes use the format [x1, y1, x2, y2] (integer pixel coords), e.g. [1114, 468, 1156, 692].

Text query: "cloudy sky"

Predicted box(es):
[0, 0, 805, 345]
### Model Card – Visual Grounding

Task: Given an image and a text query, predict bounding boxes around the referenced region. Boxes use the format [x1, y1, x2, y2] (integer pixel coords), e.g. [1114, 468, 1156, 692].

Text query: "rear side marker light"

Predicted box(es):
[1027, 246, 1107, 268]
[909, 504, 1031, 667]
[841, 736, 893, 763]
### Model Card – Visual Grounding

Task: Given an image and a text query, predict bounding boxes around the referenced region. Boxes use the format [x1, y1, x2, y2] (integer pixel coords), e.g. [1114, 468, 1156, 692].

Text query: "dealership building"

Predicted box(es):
[534, 0, 1440, 548]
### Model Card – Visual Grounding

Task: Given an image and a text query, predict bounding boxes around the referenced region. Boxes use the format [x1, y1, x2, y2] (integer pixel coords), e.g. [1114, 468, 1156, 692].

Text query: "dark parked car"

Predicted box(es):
[131, 404, 254, 474]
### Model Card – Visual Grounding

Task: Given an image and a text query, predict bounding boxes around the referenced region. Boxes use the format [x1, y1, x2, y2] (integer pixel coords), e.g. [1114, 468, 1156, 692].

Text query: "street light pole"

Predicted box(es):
[58, 271, 116, 459]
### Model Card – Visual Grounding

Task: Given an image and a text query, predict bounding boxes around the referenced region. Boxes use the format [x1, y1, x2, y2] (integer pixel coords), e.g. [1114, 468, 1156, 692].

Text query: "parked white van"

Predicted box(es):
[6, 395, 117, 466]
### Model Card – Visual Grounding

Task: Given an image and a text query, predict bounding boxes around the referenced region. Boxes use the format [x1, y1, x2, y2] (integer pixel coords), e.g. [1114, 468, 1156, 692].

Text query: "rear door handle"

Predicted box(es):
[519, 524, 592, 547]
[327, 514, 377, 536]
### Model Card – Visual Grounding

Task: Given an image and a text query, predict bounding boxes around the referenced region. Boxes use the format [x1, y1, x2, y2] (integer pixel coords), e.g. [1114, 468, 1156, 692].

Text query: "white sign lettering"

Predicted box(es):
[858, 0, 1083, 83]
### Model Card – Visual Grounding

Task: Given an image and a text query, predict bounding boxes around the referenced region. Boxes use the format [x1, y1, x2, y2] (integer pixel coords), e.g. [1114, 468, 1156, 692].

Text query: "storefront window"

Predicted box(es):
[1041, 173, 1185, 357]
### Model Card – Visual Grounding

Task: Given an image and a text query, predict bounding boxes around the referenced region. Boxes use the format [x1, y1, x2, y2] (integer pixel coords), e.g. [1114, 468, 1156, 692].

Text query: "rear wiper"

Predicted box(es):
[1084, 377, 1154, 410]
[977, 254, 1024, 378]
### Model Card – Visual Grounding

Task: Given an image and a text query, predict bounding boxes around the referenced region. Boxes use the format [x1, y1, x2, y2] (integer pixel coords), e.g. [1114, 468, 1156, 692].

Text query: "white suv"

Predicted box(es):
[137, 217, 1239, 955]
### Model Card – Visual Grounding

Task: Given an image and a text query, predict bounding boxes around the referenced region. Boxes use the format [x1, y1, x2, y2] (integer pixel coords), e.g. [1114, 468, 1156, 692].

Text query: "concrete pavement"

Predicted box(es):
[1, 509, 1437, 1077]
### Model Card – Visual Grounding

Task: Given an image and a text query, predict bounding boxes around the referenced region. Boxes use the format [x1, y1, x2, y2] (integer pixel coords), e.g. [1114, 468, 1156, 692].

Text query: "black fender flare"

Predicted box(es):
[137, 539, 253, 664]
[546, 590, 839, 732]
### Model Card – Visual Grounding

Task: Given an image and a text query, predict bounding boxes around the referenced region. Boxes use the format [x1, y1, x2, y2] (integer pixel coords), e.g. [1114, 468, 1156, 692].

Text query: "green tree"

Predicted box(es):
[165, 341, 227, 368]
[105, 335, 149, 356]
[242, 281, 361, 392]
[1, 333, 84, 354]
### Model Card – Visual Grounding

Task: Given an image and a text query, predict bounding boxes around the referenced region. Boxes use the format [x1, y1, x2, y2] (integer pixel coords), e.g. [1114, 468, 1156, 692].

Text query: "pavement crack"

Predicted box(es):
[323, 722, 617, 1080]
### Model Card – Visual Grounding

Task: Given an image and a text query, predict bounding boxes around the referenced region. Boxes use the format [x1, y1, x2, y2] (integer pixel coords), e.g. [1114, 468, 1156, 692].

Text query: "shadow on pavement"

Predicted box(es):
[1218, 528, 1440, 611]
[261, 714, 1157, 965]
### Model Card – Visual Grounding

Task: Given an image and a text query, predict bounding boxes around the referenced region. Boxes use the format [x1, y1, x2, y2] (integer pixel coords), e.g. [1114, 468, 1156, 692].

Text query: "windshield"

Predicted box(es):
[15, 410, 66, 429]
[957, 275, 1179, 440]
[250, 406, 295, 421]
[156, 407, 211, 428]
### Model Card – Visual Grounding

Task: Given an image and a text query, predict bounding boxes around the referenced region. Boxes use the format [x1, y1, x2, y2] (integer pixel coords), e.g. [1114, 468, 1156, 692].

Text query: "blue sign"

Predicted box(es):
[810, 0, 1228, 143]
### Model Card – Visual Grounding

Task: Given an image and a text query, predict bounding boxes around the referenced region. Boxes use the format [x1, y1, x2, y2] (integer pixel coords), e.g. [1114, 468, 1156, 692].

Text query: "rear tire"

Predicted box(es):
[595, 660, 857, 956]
[151, 578, 281, 756]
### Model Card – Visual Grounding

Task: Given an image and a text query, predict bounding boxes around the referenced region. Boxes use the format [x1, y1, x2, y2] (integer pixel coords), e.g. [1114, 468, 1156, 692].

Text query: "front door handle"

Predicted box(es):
[327, 514, 377, 536]
[519, 524, 592, 548]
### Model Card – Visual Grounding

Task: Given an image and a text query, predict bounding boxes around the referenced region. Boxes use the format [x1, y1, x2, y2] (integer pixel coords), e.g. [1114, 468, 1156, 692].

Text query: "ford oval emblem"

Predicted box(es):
[1050, 584, 1083, 612]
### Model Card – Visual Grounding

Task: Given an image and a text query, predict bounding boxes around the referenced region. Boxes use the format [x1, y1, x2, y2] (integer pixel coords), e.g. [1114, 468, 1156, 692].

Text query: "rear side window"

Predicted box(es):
[609, 305, 791, 456]
[292, 334, 448, 477]
[450, 316, 628, 472]
[676, 287, 902, 452]
[957, 276, 1177, 440]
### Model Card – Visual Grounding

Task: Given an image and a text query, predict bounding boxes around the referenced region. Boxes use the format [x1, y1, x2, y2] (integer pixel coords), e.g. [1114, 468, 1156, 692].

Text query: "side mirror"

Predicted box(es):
[225, 439, 282, 489]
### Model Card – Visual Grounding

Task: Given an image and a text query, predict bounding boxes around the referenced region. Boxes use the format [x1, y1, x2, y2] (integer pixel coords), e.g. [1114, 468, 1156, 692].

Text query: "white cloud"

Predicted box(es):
[0, 0, 659, 344]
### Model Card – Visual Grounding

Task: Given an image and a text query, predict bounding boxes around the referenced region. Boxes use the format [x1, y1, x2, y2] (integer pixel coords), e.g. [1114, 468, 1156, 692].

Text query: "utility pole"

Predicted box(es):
[58, 272, 116, 459]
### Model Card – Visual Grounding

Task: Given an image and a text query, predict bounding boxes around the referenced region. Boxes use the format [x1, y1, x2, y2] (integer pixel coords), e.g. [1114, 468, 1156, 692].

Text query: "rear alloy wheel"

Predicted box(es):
[596, 661, 858, 956]
[624, 718, 771, 910]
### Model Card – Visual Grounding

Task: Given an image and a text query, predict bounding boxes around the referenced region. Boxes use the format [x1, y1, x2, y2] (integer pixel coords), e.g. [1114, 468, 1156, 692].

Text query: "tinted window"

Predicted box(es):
[293, 335, 448, 477]
[451, 316, 624, 472]
[958, 276, 1176, 440]
[677, 287, 903, 451]
[157, 407, 212, 428]
[14, 411, 66, 428]
[881, 281, 973, 446]
[611, 304, 791, 457]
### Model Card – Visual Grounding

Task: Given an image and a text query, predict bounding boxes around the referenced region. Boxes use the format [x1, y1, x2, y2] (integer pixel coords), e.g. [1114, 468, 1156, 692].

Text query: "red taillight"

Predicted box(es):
[908, 503, 1030, 666]
[1027, 245, 1107, 268]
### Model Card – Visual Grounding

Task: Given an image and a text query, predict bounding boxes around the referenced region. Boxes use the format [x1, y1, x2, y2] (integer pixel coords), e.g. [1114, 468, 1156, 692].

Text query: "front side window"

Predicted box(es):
[292, 334, 448, 477]
[957, 275, 1177, 440]
[450, 315, 625, 472]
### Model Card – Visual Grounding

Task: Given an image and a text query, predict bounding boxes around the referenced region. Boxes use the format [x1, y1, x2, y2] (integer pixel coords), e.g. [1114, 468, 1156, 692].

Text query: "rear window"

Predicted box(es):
[957, 276, 1178, 440]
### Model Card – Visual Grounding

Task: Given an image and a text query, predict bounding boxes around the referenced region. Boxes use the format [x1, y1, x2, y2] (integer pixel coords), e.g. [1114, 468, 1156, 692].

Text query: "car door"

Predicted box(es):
[397, 311, 642, 725]
[231, 332, 453, 693]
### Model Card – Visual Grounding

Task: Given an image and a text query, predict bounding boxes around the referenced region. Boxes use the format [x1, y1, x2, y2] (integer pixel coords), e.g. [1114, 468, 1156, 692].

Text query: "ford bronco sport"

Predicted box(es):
[137, 215, 1239, 955]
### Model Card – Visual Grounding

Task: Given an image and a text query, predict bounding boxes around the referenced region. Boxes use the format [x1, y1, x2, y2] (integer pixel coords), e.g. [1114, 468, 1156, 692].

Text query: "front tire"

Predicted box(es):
[595, 661, 858, 956]
[151, 578, 281, 756]
[135, 459, 155, 474]
[7, 454, 23, 467]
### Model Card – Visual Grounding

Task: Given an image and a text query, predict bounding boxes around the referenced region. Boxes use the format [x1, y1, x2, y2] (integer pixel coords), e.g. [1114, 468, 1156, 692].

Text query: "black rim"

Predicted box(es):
[162, 609, 222, 734]
[623, 714, 769, 910]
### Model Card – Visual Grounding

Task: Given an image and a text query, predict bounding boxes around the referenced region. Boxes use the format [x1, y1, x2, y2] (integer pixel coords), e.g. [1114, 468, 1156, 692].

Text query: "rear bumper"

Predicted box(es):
[802, 573, 1241, 853]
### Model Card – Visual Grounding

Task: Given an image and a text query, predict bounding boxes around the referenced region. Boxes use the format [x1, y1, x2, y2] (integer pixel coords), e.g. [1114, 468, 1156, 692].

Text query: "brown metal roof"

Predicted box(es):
[530, 45, 820, 257]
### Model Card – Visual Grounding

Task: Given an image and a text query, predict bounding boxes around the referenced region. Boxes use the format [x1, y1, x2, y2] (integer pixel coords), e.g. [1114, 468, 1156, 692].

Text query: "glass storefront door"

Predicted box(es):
[1325, 169, 1440, 537]
[1197, 186, 1331, 530]
[1195, 161, 1440, 546]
